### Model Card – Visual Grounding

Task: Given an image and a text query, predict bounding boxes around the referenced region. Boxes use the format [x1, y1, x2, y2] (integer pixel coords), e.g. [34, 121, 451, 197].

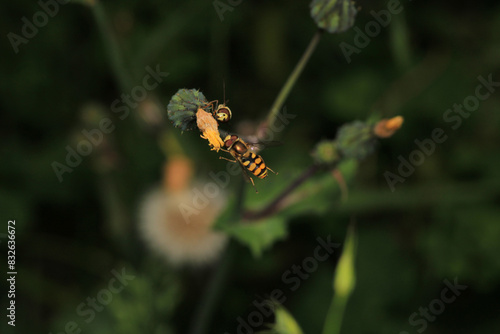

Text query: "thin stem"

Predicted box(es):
[261, 29, 323, 135]
[322, 295, 348, 334]
[91, 1, 187, 156]
[244, 164, 322, 220]
[188, 242, 234, 334]
[322, 220, 357, 334]
[91, 1, 134, 91]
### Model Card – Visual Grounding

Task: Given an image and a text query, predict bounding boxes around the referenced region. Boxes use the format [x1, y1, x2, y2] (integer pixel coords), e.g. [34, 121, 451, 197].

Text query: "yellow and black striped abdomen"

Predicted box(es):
[242, 152, 268, 179]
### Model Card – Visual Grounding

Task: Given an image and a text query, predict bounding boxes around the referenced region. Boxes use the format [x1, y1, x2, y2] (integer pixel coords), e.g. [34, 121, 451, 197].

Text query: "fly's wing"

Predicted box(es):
[246, 140, 283, 152]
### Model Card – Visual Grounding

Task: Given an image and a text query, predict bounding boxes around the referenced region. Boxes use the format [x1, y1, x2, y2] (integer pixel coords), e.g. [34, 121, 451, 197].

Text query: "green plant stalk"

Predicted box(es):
[322, 222, 357, 334]
[97, 174, 131, 247]
[262, 29, 323, 133]
[91, 1, 134, 92]
[390, 13, 412, 70]
[322, 294, 348, 334]
[91, 2, 187, 156]
[132, 7, 186, 72]
[188, 243, 234, 334]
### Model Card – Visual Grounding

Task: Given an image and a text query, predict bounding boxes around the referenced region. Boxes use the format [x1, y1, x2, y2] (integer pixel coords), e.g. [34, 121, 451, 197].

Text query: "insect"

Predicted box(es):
[205, 81, 232, 123]
[219, 134, 276, 192]
[204, 100, 232, 123]
[167, 88, 227, 151]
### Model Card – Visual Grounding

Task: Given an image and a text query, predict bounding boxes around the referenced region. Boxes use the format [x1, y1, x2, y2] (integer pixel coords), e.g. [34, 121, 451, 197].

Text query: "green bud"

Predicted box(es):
[167, 89, 208, 131]
[312, 140, 340, 166]
[310, 0, 358, 34]
[336, 120, 376, 160]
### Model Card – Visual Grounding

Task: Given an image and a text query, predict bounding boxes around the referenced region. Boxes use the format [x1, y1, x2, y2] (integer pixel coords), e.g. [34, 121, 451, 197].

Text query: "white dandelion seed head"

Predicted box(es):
[139, 185, 228, 266]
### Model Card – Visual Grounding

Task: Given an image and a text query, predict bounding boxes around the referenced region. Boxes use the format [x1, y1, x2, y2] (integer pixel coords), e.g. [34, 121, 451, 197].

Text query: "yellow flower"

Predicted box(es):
[196, 108, 224, 151]
[373, 116, 404, 138]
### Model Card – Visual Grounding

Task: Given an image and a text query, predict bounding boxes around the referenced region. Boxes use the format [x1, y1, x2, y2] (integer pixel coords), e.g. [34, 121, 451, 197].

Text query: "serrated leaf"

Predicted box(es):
[310, 0, 357, 33]
[223, 217, 287, 257]
[278, 159, 358, 218]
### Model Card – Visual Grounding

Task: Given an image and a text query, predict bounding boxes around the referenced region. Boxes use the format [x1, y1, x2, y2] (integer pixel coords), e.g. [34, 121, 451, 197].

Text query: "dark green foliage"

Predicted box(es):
[3, 1, 500, 334]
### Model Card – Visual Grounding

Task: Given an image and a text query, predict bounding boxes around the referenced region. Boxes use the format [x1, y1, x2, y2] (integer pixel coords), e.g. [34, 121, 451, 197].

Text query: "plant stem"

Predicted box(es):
[322, 294, 348, 334]
[322, 220, 357, 334]
[244, 164, 322, 220]
[188, 243, 234, 334]
[91, 1, 187, 155]
[91, 1, 134, 91]
[261, 29, 323, 135]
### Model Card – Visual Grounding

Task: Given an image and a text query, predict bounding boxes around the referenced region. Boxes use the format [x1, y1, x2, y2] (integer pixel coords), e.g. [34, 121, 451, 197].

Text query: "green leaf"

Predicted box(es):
[223, 216, 288, 257]
[310, 0, 357, 33]
[277, 159, 358, 218]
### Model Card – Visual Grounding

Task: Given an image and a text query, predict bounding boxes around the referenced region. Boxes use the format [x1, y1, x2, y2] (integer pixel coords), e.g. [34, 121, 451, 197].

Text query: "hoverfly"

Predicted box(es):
[219, 134, 277, 192]
[205, 81, 232, 123]
[205, 100, 232, 123]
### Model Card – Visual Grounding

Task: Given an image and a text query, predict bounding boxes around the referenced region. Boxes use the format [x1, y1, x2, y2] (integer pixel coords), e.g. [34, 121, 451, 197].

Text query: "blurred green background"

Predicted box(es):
[1, 0, 500, 333]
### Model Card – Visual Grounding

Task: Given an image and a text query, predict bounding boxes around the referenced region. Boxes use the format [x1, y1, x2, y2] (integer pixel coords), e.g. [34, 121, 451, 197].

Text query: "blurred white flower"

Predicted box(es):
[139, 157, 228, 266]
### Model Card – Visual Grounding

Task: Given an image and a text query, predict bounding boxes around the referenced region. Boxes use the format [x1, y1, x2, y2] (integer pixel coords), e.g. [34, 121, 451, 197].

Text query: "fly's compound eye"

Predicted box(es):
[224, 135, 234, 148]
[214, 106, 232, 123]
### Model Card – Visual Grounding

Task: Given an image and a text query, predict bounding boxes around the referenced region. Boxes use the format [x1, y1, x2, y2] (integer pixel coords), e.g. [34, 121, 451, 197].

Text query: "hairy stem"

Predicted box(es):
[260, 29, 323, 135]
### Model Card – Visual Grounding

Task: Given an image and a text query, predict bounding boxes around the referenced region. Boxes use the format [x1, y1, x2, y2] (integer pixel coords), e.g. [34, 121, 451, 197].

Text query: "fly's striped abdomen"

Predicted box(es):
[242, 152, 268, 179]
